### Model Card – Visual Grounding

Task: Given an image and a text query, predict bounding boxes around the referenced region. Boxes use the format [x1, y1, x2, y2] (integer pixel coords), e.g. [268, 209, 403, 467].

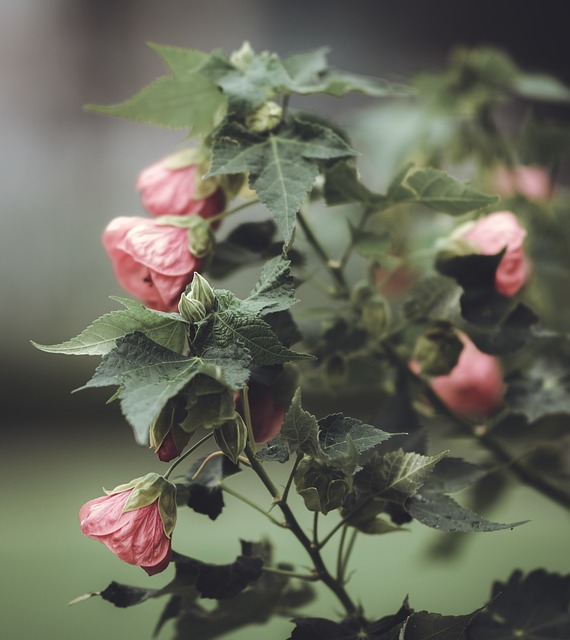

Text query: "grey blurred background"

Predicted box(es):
[2, 1, 570, 639]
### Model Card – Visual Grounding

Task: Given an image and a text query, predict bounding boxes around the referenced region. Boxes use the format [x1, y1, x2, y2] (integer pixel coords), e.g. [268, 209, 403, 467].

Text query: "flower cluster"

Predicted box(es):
[102, 156, 225, 311]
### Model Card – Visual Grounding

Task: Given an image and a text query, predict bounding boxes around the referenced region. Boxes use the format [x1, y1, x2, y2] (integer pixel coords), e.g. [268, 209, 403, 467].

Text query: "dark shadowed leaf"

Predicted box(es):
[404, 610, 475, 639]
[319, 413, 392, 459]
[100, 581, 159, 608]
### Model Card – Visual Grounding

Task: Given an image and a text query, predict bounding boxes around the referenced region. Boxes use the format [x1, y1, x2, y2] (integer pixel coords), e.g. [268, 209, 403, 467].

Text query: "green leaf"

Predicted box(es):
[393, 167, 498, 215]
[318, 414, 392, 459]
[211, 305, 312, 366]
[355, 449, 447, 503]
[255, 436, 291, 463]
[86, 61, 227, 136]
[207, 119, 357, 244]
[404, 611, 476, 640]
[281, 47, 330, 85]
[280, 388, 320, 456]
[513, 73, 570, 103]
[244, 255, 298, 315]
[100, 581, 159, 608]
[468, 569, 570, 640]
[350, 226, 392, 260]
[403, 277, 462, 324]
[79, 332, 244, 445]
[32, 297, 188, 356]
[405, 489, 527, 532]
[429, 457, 488, 493]
[147, 43, 209, 78]
[323, 160, 381, 206]
[289, 68, 406, 98]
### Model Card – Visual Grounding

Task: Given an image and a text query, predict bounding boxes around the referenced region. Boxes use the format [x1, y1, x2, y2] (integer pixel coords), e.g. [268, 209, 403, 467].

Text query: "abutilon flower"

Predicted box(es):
[79, 473, 176, 575]
[136, 157, 225, 219]
[235, 382, 285, 443]
[102, 216, 204, 311]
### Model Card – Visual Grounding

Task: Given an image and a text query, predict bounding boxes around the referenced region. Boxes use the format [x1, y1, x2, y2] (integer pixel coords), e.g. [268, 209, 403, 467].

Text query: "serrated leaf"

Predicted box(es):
[403, 277, 462, 324]
[207, 119, 357, 243]
[32, 297, 187, 356]
[468, 569, 570, 640]
[405, 489, 526, 532]
[429, 457, 488, 493]
[86, 72, 227, 136]
[280, 388, 320, 456]
[79, 333, 244, 445]
[394, 168, 498, 215]
[355, 449, 447, 503]
[212, 307, 312, 366]
[404, 611, 475, 640]
[350, 226, 392, 260]
[282, 47, 330, 85]
[245, 255, 298, 315]
[318, 413, 392, 459]
[289, 68, 406, 98]
[255, 436, 291, 463]
[323, 161, 381, 206]
[147, 43, 209, 78]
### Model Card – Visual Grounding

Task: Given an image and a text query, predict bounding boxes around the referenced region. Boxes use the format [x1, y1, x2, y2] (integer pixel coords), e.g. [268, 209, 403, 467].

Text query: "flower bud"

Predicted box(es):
[230, 41, 255, 72]
[214, 413, 248, 464]
[186, 216, 215, 259]
[361, 294, 392, 339]
[189, 272, 216, 313]
[294, 458, 352, 515]
[178, 295, 207, 324]
[245, 101, 283, 134]
[412, 322, 464, 377]
[149, 399, 191, 462]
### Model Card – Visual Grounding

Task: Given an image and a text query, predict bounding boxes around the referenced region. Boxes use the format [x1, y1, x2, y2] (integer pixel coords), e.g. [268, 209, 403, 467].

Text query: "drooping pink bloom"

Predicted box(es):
[492, 165, 551, 202]
[102, 216, 203, 311]
[136, 158, 225, 219]
[236, 383, 285, 443]
[461, 210, 531, 296]
[413, 333, 504, 420]
[79, 474, 176, 576]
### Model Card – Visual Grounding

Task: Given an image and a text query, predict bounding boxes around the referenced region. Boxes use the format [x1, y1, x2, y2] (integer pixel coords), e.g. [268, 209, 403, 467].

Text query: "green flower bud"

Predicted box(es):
[412, 321, 464, 377]
[178, 295, 207, 324]
[361, 294, 392, 339]
[214, 413, 248, 464]
[230, 41, 255, 72]
[189, 272, 216, 313]
[245, 101, 283, 134]
[351, 280, 373, 309]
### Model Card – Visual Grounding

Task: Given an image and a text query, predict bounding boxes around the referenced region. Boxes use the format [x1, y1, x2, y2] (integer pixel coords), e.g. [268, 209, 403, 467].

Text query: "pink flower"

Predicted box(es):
[492, 165, 551, 202]
[236, 383, 285, 443]
[461, 210, 531, 296]
[413, 334, 504, 420]
[102, 216, 203, 311]
[136, 158, 225, 218]
[79, 473, 177, 576]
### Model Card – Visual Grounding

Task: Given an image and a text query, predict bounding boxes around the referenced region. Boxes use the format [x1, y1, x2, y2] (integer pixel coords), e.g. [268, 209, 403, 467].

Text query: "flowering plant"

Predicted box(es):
[35, 42, 570, 639]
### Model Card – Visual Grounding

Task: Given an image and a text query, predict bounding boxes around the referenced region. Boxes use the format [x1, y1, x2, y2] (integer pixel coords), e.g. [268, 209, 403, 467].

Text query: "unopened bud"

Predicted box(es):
[351, 281, 373, 309]
[149, 399, 191, 462]
[178, 295, 207, 324]
[230, 41, 255, 72]
[245, 101, 283, 134]
[412, 322, 463, 377]
[214, 413, 248, 464]
[361, 294, 392, 339]
[189, 272, 216, 313]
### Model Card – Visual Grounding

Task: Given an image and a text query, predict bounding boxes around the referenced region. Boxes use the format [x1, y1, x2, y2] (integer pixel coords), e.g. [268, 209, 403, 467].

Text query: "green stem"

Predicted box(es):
[336, 524, 349, 582]
[282, 452, 303, 504]
[243, 443, 360, 618]
[242, 385, 257, 453]
[263, 566, 319, 582]
[207, 198, 260, 224]
[296, 208, 350, 297]
[220, 482, 288, 528]
[340, 529, 358, 584]
[313, 512, 320, 547]
[164, 431, 214, 480]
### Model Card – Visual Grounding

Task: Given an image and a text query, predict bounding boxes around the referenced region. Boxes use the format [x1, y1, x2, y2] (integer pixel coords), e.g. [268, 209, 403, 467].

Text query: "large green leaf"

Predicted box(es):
[147, 43, 209, 78]
[86, 64, 226, 136]
[207, 119, 357, 244]
[32, 297, 187, 356]
[280, 388, 320, 456]
[79, 332, 247, 445]
[318, 414, 392, 460]
[244, 255, 298, 315]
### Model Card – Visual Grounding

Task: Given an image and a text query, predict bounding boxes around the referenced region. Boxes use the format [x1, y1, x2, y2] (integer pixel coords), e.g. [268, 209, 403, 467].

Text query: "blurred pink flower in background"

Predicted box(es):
[492, 165, 551, 202]
[236, 383, 285, 443]
[461, 210, 531, 296]
[102, 216, 203, 311]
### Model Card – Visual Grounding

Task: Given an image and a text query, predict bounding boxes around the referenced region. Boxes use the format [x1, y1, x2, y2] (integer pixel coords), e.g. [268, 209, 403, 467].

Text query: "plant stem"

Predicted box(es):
[282, 452, 303, 504]
[242, 385, 257, 453]
[313, 512, 320, 546]
[340, 529, 358, 584]
[207, 198, 260, 224]
[243, 443, 360, 618]
[296, 208, 350, 297]
[336, 524, 349, 582]
[220, 482, 288, 528]
[263, 566, 319, 582]
[164, 431, 214, 480]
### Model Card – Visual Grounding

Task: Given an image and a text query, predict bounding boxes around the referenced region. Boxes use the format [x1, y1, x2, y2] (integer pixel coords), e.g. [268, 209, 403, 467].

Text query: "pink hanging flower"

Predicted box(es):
[136, 158, 225, 219]
[492, 165, 551, 202]
[413, 333, 504, 420]
[79, 473, 177, 576]
[460, 210, 531, 296]
[236, 383, 285, 443]
[102, 216, 203, 311]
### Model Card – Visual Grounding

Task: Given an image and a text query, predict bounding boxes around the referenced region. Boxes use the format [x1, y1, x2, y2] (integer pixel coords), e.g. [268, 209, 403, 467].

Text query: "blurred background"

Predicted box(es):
[2, 1, 570, 639]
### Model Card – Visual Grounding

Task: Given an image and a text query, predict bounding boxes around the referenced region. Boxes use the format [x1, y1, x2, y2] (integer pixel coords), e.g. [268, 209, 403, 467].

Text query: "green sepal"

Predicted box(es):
[188, 273, 216, 313]
[294, 457, 353, 515]
[214, 413, 248, 464]
[183, 376, 236, 432]
[149, 398, 190, 454]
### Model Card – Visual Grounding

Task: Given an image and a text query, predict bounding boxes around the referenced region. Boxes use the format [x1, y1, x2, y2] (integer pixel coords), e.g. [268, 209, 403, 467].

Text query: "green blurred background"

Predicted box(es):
[2, 1, 570, 638]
